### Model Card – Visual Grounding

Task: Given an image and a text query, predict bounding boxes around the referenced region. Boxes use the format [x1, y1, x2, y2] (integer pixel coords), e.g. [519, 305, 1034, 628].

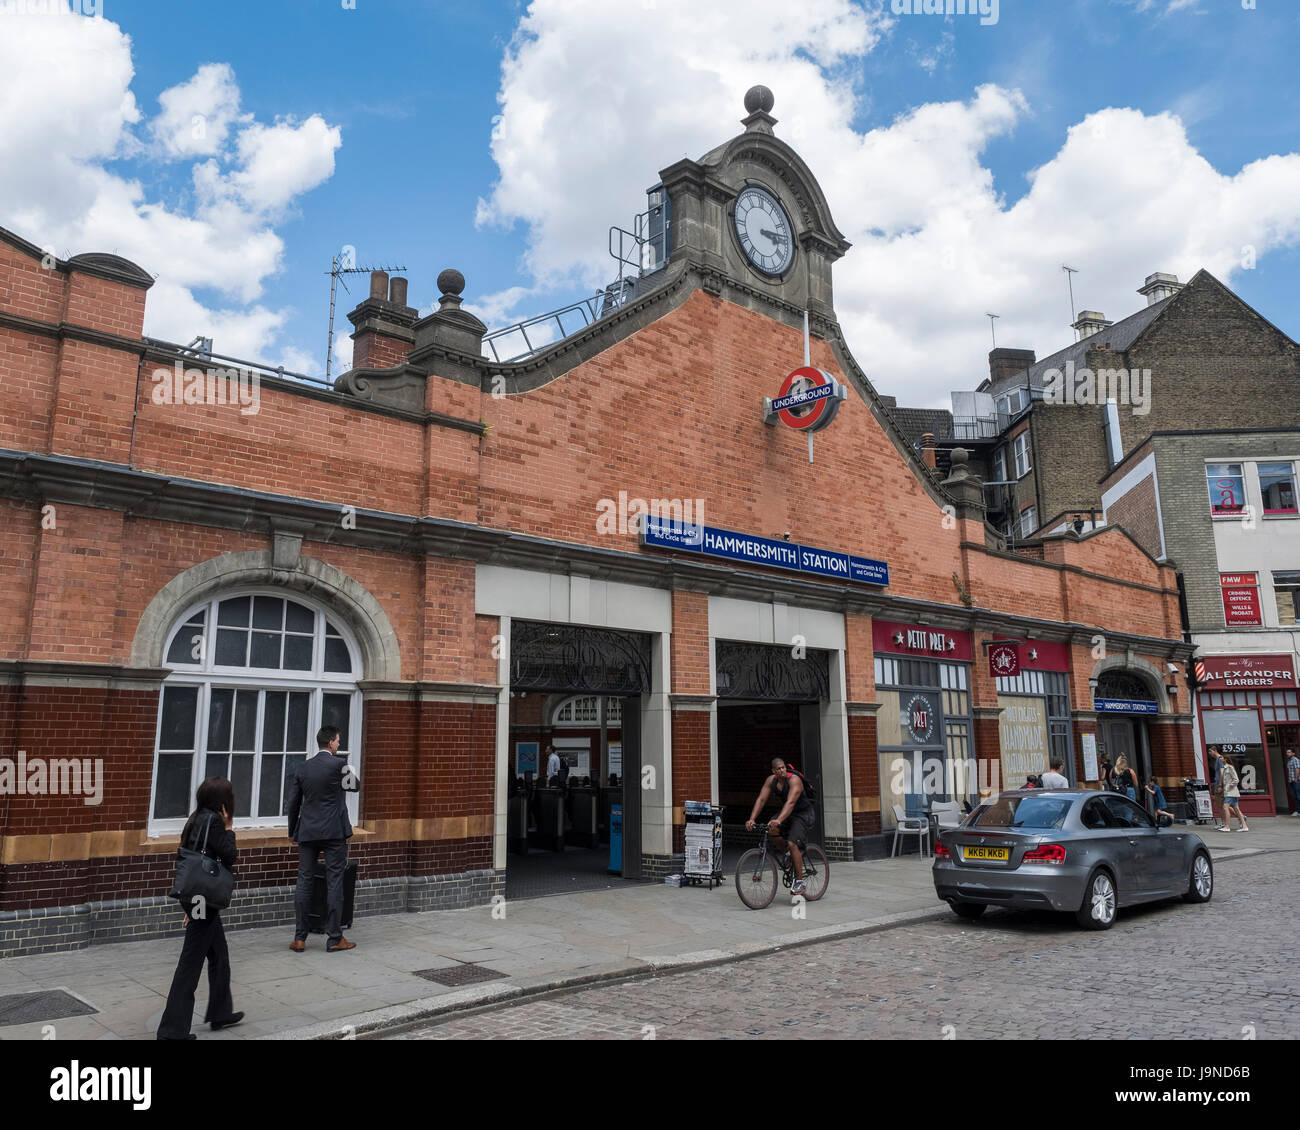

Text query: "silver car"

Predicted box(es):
[932, 789, 1213, 930]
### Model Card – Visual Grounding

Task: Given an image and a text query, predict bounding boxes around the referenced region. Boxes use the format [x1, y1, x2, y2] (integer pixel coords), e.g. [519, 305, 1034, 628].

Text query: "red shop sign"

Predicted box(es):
[1220, 573, 1261, 627]
[987, 638, 1071, 675]
[1197, 653, 1296, 689]
[873, 619, 973, 662]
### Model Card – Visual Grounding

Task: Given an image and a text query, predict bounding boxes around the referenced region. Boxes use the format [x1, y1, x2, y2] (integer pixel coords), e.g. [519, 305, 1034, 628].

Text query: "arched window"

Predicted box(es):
[150, 592, 361, 832]
[550, 696, 622, 726]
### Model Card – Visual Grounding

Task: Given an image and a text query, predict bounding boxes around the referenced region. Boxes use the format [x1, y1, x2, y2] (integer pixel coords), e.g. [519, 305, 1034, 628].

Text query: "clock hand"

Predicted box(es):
[760, 228, 788, 244]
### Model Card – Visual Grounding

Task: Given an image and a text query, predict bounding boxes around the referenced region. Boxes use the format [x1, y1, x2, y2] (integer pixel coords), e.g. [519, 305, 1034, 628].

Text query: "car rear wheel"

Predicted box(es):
[1182, 850, 1213, 903]
[1075, 869, 1117, 930]
[949, 900, 986, 920]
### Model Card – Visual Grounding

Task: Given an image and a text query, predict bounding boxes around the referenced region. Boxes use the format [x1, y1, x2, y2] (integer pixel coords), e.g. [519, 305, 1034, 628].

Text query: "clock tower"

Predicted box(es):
[655, 85, 850, 322]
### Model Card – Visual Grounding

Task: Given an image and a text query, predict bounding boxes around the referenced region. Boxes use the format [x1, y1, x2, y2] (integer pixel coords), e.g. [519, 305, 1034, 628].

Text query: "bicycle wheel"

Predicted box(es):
[800, 844, 830, 901]
[735, 848, 778, 910]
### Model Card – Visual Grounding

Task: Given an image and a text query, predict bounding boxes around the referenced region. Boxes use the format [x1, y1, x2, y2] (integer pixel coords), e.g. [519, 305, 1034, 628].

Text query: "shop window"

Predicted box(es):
[1206, 463, 1245, 517]
[1203, 709, 1267, 794]
[1273, 572, 1300, 627]
[1259, 462, 1298, 515]
[152, 592, 361, 830]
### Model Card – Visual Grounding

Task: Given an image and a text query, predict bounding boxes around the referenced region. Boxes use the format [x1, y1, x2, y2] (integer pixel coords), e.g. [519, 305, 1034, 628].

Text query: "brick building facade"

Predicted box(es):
[0, 89, 1196, 955]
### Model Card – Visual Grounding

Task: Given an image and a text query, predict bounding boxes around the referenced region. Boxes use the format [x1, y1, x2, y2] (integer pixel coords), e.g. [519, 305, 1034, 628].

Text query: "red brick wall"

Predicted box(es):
[670, 709, 710, 853]
[0, 686, 157, 834]
[848, 713, 878, 836]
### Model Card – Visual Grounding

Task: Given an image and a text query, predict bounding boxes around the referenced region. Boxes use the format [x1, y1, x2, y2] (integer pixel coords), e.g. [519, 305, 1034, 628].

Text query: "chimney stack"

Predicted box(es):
[346, 271, 416, 372]
[920, 433, 937, 470]
[1073, 310, 1112, 342]
[1137, 272, 1183, 307]
[988, 347, 1036, 386]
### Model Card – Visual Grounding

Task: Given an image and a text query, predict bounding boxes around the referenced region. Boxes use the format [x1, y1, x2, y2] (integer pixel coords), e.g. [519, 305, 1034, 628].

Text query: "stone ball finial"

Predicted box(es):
[744, 85, 774, 115]
[437, 268, 466, 298]
[951, 447, 970, 466]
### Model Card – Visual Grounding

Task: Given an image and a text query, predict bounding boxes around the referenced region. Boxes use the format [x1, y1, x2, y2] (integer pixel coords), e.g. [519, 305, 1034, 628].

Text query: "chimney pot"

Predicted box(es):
[921, 433, 937, 470]
[369, 270, 389, 300]
[1073, 310, 1112, 342]
[388, 276, 408, 306]
[1137, 271, 1183, 307]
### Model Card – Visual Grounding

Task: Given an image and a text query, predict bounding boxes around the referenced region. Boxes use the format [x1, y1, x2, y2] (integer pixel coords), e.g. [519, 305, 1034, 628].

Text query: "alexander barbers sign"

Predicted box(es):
[1196, 653, 1296, 690]
[640, 517, 889, 586]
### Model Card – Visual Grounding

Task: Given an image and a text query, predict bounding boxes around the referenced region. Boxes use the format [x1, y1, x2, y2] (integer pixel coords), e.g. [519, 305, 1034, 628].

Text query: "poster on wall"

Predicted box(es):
[998, 696, 1050, 786]
[515, 742, 538, 776]
[606, 742, 622, 780]
[554, 738, 591, 778]
[1081, 733, 1098, 781]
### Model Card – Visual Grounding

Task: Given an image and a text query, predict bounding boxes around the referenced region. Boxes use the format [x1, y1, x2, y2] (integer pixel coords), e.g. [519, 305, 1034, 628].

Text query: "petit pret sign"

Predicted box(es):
[988, 642, 1020, 678]
[764, 366, 847, 432]
[1196, 654, 1296, 690]
[872, 619, 974, 662]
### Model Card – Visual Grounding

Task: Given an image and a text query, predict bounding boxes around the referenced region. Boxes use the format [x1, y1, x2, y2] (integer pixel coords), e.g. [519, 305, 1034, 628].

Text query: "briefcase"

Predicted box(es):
[307, 859, 358, 934]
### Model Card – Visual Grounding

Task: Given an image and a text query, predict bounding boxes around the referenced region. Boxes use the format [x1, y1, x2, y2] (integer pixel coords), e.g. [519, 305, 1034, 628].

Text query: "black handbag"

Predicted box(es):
[168, 812, 235, 912]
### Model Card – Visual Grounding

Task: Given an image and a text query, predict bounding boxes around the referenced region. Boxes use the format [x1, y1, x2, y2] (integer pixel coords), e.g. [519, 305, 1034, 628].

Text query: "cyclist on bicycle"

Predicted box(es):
[746, 758, 814, 896]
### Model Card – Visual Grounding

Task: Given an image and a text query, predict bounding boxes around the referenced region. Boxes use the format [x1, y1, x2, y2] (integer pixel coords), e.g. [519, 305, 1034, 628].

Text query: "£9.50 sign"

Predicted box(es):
[764, 367, 847, 432]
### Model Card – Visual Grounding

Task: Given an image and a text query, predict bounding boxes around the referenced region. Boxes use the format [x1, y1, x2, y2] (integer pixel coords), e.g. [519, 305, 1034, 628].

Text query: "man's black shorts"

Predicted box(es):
[775, 814, 810, 849]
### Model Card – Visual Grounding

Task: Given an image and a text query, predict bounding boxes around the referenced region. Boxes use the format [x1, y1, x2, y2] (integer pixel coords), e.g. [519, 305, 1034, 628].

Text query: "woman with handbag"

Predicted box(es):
[157, 777, 244, 1039]
[1113, 755, 1138, 801]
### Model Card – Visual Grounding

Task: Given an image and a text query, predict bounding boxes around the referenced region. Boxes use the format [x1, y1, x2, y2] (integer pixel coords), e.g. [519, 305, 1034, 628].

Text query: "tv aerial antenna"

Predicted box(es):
[325, 254, 407, 382]
[1062, 264, 1080, 324]
[985, 312, 1000, 347]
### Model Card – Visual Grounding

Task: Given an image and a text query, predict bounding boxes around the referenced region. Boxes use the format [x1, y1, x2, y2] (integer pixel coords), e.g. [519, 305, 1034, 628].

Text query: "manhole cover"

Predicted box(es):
[413, 964, 508, 987]
[0, 989, 98, 1026]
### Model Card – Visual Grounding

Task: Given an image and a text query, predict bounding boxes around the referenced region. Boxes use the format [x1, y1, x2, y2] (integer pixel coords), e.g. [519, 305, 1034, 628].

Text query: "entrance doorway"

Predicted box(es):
[1264, 723, 1298, 814]
[504, 621, 651, 899]
[717, 702, 824, 849]
[1101, 717, 1151, 787]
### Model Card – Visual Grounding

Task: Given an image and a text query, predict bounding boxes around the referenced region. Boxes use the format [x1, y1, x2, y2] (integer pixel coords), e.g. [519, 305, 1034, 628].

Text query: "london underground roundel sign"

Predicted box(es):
[767, 366, 847, 432]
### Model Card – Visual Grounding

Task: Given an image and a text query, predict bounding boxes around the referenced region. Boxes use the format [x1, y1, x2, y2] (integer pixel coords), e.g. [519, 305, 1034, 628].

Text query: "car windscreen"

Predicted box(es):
[970, 795, 1072, 830]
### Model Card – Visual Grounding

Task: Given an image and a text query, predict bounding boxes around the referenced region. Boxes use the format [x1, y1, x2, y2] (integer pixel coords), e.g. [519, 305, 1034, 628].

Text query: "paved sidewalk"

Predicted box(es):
[0, 820, 1294, 1041]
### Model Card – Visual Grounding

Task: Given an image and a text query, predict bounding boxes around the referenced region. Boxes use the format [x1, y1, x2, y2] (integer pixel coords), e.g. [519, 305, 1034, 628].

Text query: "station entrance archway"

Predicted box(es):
[504, 621, 650, 898]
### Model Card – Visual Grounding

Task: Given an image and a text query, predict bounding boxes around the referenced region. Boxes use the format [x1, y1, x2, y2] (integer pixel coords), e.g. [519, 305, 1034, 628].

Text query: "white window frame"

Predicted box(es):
[1020, 506, 1037, 537]
[1013, 432, 1032, 478]
[149, 590, 362, 835]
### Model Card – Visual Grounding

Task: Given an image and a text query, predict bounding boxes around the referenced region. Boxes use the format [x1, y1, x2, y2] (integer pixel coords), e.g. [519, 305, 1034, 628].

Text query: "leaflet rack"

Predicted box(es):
[682, 801, 724, 889]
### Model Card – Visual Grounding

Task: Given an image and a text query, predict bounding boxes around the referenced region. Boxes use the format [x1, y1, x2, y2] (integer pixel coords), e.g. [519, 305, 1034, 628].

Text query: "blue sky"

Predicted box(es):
[2, 0, 1298, 405]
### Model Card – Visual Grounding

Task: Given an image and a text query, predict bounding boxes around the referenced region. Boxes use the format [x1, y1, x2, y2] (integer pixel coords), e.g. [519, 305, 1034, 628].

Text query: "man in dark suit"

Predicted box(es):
[287, 725, 360, 952]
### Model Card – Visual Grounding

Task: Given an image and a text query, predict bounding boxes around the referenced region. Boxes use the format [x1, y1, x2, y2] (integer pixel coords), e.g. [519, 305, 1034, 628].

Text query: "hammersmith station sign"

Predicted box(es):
[641, 516, 889, 586]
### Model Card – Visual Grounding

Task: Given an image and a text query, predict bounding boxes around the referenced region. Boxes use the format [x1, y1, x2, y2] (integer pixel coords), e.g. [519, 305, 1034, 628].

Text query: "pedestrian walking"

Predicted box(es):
[157, 777, 243, 1039]
[1099, 755, 1115, 791]
[1040, 758, 1070, 789]
[1216, 754, 1249, 832]
[1144, 776, 1173, 822]
[1286, 747, 1300, 816]
[287, 725, 360, 953]
[1113, 754, 1138, 801]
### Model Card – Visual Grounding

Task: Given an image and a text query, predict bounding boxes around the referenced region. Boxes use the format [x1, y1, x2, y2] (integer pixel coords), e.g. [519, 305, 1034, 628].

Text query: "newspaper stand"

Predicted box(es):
[682, 801, 724, 889]
[1182, 778, 1213, 825]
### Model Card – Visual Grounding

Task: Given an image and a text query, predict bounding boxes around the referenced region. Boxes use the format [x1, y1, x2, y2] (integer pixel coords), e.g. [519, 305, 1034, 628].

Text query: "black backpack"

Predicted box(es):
[786, 766, 817, 803]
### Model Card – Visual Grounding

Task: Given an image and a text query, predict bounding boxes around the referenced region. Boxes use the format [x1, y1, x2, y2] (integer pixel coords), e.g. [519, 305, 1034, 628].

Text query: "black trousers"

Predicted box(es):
[157, 909, 234, 1039]
[295, 839, 348, 942]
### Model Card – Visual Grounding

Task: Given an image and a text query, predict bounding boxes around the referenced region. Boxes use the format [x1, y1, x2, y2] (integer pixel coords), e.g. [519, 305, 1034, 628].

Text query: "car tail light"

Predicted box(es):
[934, 841, 950, 858]
[1022, 843, 1067, 864]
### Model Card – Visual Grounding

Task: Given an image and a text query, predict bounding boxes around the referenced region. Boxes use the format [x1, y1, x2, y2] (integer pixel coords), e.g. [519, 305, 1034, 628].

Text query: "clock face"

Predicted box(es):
[733, 186, 794, 276]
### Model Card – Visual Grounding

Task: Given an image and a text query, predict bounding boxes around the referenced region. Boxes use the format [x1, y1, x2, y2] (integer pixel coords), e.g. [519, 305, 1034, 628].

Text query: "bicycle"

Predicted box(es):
[734, 823, 830, 909]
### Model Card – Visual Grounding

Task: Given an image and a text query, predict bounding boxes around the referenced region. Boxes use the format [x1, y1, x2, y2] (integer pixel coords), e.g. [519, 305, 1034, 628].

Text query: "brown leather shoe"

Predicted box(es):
[326, 937, 356, 953]
[289, 939, 306, 953]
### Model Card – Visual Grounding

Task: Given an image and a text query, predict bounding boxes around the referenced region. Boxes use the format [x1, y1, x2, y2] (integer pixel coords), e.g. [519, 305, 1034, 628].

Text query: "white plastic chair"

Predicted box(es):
[891, 803, 931, 858]
[930, 801, 963, 830]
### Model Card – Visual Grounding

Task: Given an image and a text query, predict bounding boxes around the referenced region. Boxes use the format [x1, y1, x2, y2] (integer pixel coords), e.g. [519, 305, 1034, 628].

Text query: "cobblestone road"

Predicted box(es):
[386, 851, 1300, 1040]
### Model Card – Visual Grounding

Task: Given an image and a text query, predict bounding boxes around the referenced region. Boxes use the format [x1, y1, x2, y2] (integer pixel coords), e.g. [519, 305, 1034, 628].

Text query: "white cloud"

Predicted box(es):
[150, 62, 243, 158]
[481, 0, 1300, 407]
[0, 9, 341, 369]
